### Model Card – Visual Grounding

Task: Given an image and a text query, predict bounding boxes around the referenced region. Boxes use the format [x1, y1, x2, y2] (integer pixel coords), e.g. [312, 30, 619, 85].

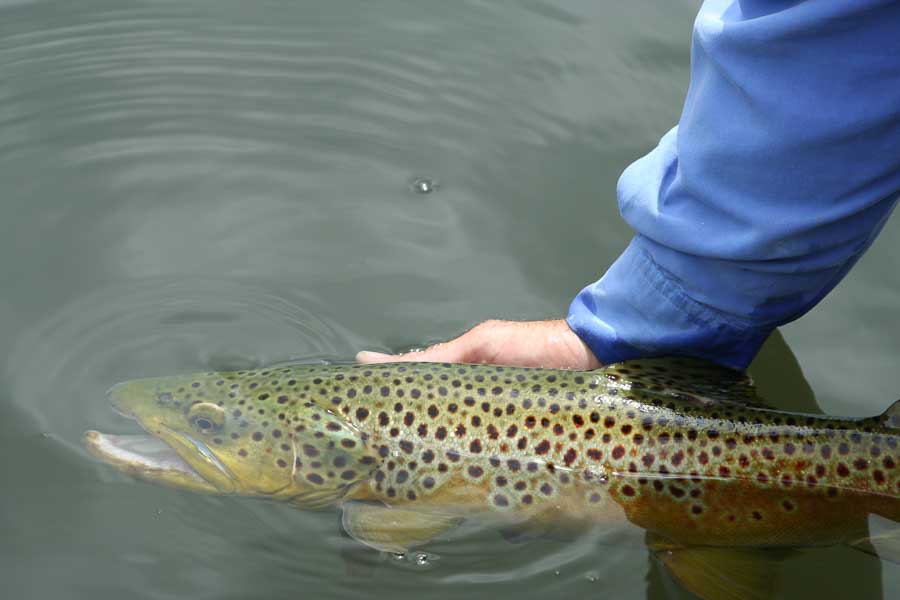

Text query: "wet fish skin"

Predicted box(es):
[94, 358, 900, 552]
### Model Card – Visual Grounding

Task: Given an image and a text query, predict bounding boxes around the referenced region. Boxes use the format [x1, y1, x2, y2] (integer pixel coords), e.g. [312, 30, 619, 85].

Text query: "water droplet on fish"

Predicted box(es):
[410, 177, 437, 194]
[414, 552, 429, 566]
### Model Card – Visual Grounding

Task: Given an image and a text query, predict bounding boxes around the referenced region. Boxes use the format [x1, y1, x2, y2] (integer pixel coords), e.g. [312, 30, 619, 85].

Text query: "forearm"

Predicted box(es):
[570, 0, 900, 369]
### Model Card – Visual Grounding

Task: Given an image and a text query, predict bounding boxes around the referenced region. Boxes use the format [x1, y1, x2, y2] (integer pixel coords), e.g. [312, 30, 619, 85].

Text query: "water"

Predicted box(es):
[1, 1, 898, 598]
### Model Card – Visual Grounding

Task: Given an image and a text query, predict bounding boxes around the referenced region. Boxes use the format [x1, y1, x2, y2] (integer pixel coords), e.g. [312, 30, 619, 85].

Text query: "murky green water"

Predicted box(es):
[1, 1, 898, 598]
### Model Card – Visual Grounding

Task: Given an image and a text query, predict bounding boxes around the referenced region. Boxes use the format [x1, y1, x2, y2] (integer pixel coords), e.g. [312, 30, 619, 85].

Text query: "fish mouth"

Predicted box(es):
[83, 429, 222, 494]
[83, 430, 208, 483]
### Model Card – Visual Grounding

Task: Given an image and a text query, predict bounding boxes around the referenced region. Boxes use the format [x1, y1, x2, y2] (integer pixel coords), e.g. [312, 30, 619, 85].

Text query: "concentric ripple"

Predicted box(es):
[7, 278, 361, 443]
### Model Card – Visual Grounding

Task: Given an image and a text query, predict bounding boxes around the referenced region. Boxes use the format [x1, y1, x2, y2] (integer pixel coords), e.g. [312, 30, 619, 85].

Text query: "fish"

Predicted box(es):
[84, 358, 900, 600]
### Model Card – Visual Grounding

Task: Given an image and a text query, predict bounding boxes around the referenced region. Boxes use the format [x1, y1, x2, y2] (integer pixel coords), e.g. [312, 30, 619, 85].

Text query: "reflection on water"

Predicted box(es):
[0, 1, 898, 599]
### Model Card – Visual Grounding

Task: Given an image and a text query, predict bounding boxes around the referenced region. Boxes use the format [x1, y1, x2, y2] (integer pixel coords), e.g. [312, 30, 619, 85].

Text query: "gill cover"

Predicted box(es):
[283, 399, 379, 508]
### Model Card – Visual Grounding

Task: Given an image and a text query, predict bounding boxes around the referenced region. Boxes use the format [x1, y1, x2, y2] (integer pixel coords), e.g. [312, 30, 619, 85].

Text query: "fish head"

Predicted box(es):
[85, 369, 378, 508]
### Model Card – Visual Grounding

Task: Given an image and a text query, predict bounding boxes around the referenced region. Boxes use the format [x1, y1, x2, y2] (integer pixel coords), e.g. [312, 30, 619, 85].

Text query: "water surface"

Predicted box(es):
[1, 1, 898, 598]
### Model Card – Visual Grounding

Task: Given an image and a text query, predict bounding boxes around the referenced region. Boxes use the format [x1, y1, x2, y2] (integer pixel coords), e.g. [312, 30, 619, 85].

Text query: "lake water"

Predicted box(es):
[1, 1, 898, 598]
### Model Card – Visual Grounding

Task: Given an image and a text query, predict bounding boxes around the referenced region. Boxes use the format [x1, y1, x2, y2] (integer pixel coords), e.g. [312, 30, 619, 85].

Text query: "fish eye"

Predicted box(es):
[187, 402, 226, 433]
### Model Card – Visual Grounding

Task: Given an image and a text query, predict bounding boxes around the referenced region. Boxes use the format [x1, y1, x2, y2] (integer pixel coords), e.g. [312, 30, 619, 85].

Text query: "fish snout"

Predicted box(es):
[107, 381, 139, 418]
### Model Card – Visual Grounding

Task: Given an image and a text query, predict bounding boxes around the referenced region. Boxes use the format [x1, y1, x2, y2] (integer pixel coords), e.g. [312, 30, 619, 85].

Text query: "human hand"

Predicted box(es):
[356, 319, 602, 370]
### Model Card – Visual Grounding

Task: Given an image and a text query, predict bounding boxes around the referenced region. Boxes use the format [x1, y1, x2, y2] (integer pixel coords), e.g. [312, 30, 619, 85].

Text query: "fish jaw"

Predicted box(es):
[83, 430, 220, 494]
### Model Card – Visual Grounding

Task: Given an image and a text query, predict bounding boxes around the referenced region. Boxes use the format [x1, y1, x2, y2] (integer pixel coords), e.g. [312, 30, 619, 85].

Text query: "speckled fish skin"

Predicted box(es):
[93, 359, 900, 550]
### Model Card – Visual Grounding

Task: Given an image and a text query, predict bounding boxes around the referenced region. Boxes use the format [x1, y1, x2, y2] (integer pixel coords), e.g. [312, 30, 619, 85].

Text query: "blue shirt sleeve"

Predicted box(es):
[568, 0, 900, 370]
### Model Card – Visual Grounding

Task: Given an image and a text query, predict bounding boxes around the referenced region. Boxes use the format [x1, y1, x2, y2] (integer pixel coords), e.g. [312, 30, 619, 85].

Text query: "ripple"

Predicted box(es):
[6, 278, 361, 445]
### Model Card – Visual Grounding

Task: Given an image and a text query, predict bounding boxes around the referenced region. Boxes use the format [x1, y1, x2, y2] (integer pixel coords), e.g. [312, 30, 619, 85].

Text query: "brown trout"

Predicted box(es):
[84, 359, 900, 599]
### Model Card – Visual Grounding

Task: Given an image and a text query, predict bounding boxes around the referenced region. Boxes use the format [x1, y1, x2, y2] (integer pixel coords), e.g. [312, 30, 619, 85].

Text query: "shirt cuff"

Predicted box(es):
[566, 236, 772, 371]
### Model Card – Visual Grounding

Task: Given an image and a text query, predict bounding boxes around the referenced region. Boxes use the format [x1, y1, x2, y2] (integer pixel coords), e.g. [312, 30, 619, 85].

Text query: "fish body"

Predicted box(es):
[85, 358, 900, 598]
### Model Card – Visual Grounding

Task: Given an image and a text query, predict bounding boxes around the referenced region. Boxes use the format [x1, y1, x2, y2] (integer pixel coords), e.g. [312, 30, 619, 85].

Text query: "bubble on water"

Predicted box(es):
[585, 571, 599, 583]
[414, 552, 429, 566]
[391, 552, 406, 561]
[409, 176, 437, 194]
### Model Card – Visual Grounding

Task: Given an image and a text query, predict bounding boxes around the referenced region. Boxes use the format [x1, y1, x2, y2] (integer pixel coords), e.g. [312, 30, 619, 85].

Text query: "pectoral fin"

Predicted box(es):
[849, 529, 900, 565]
[341, 501, 462, 553]
[647, 533, 788, 600]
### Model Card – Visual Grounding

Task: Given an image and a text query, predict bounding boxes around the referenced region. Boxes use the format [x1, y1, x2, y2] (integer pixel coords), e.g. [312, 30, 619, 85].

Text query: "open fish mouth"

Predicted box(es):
[83, 428, 222, 494]
[84, 431, 204, 480]
[83, 393, 231, 495]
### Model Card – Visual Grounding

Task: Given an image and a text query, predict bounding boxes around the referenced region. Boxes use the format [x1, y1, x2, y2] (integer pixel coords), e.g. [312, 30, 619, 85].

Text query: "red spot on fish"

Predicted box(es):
[612, 445, 625, 460]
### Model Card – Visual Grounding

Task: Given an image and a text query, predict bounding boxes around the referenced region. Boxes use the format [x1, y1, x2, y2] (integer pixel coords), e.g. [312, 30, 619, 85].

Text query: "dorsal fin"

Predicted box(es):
[880, 400, 900, 429]
[603, 357, 769, 409]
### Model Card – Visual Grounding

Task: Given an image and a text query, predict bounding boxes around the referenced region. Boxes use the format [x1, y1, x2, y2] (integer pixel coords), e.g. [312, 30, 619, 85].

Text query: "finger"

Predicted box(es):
[356, 338, 473, 365]
[355, 351, 396, 364]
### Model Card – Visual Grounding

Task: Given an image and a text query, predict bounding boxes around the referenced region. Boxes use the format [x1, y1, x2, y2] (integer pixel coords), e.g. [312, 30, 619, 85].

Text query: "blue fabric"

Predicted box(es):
[568, 0, 900, 370]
